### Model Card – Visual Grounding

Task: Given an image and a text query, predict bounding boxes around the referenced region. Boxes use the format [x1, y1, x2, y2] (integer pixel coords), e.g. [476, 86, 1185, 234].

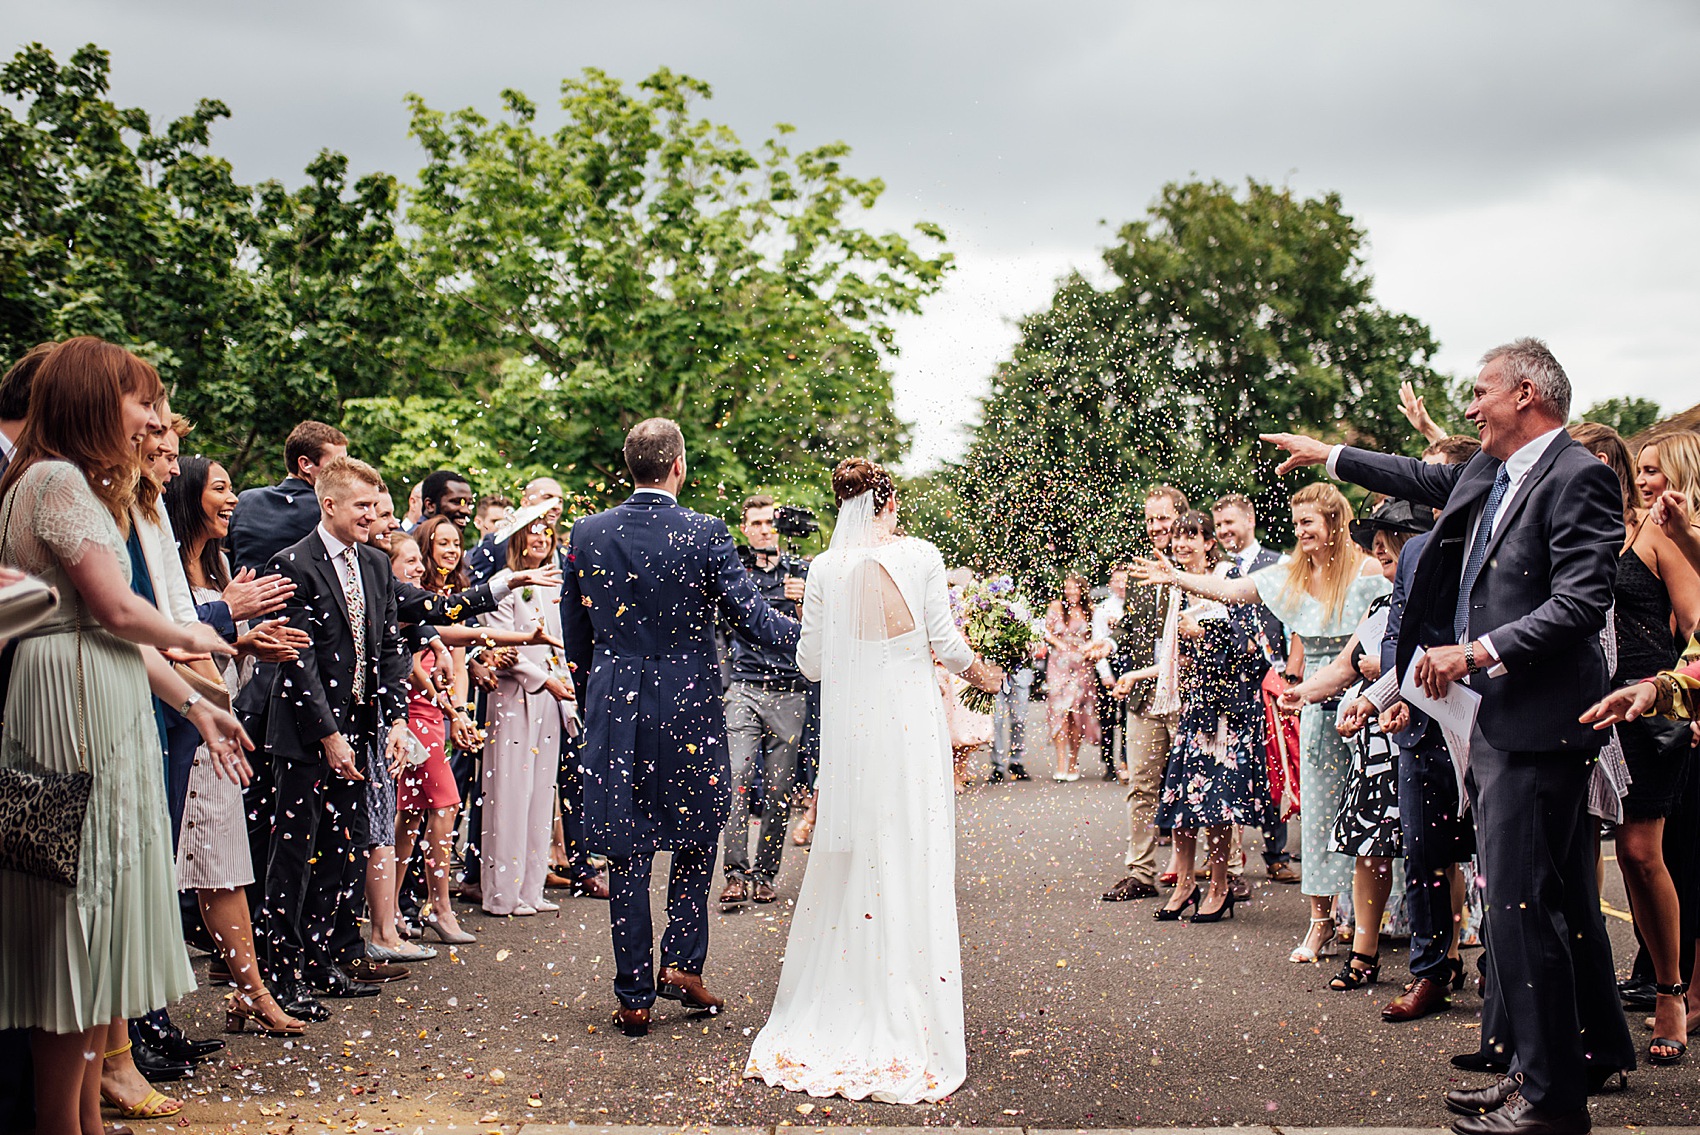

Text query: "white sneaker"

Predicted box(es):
[533, 899, 560, 913]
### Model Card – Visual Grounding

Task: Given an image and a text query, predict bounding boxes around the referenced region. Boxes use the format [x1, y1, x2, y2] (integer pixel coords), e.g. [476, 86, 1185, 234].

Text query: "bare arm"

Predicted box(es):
[1130, 552, 1260, 605]
[63, 543, 231, 656]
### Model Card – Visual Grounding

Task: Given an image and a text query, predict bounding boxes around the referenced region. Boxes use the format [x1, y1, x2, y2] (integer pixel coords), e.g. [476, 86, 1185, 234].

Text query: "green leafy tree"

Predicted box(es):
[0, 43, 419, 484]
[956, 179, 1460, 591]
[1578, 396, 1663, 440]
[347, 68, 950, 520]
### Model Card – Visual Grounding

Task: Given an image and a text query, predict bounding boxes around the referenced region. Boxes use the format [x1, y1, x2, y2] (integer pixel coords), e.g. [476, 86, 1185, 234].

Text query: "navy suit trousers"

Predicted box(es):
[1468, 729, 1634, 1110]
[1397, 735, 1467, 982]
[606, 815, 713, 1009]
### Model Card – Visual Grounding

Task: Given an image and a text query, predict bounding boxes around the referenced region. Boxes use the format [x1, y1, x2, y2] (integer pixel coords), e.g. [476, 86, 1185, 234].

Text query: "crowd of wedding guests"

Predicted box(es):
[0, 337, 633, 1132]
[1032, 340, 1700, 1134]
[3, 332, 1699, 1135]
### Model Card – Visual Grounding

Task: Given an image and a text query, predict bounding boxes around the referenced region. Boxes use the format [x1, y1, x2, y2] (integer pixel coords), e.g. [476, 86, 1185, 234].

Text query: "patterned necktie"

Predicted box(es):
[338, 547, 368, 701]
[1454, 467, 1511, 643]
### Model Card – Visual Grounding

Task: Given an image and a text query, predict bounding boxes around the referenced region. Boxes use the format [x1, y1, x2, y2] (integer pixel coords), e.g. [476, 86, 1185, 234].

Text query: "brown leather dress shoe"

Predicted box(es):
[612, 1006, 650, 1037]
[346, 957, 410, 984]
[1383, 975, 1452, 1021]
[1450, 1091, 1590, 1135]
[1100, 876, 1158, 902]
[545, 872, 573, 889]
[719, 878, 748, 906]
[571, 872, 610, 900]
[1266, 862, 1301, 884]
[1447, 1073, 1519, 1117]
[751, 881, 777, 904]
[657, 967, 724, 1014]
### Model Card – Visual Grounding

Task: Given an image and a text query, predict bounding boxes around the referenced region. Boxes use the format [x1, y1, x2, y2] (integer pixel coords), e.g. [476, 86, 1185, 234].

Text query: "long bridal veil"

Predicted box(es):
[746, 489, 965, 1103]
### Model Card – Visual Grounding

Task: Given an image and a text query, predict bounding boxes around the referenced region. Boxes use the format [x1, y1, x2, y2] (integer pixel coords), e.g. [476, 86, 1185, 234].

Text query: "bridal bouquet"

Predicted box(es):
[951, 574, 1037, 715]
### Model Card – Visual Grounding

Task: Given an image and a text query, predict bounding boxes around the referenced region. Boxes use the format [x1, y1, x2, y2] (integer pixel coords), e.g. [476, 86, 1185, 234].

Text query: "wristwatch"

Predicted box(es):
[178, 691, 202, 717]
[1464, 642, 1480, 675]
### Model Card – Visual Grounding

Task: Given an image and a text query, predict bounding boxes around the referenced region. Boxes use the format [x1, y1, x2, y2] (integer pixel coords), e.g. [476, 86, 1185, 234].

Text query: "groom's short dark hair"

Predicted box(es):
[625, 417, 685, 485]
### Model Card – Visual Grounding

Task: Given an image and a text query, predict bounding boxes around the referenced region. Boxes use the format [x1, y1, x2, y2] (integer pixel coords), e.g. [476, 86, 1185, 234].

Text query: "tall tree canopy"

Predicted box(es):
[1, 44, 949, 516]
[954, 178, 1462, 591]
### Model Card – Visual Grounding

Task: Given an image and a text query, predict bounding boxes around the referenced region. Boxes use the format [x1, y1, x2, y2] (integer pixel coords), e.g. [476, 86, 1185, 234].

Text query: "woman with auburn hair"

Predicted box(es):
[0, 337, 251, 1130]
[1133, 480, 1389, 964]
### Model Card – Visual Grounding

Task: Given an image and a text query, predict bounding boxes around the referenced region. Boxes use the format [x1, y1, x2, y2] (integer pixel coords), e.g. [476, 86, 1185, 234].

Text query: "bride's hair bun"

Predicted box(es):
[832, 457, 895, 510]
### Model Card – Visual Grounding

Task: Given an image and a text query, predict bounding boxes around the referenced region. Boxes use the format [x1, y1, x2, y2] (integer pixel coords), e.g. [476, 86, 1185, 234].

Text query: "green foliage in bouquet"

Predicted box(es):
[951, 574, 1036, 716]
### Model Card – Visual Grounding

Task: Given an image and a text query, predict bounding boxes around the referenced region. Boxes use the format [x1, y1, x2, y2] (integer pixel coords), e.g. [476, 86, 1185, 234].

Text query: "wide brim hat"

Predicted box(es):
[1350, 497, 1434, 551]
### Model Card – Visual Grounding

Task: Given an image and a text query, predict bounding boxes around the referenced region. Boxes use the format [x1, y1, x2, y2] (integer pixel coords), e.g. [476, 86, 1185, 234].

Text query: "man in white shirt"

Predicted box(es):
[1264, 338, 1632, 1135]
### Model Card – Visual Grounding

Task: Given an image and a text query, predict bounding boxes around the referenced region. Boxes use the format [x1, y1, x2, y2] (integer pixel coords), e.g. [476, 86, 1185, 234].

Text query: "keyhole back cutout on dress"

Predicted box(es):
[849, 555, 916, 641]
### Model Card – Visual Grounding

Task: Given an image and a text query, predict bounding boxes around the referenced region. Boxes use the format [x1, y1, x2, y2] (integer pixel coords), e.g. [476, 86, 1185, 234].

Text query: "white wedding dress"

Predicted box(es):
[743, 496, 973, 1104]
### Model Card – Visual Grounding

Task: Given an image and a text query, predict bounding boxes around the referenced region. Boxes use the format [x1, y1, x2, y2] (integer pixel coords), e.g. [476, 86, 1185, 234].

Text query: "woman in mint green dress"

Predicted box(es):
[1132, 482, 1389, 966]
[0, 338, 249, 1133]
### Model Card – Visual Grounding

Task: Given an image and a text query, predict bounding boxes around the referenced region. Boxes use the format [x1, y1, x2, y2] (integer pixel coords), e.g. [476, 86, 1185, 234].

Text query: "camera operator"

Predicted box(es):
[719, 494, 811, 906]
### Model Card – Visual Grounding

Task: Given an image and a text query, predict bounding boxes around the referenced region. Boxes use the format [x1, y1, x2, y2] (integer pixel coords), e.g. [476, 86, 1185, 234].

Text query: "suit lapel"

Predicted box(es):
[1477, 435, 1568, 566]
[309, 533, 354, 636]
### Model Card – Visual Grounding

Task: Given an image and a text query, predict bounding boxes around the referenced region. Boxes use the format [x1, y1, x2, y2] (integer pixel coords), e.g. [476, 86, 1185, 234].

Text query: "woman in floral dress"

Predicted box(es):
[1152, 512, 1274, 923]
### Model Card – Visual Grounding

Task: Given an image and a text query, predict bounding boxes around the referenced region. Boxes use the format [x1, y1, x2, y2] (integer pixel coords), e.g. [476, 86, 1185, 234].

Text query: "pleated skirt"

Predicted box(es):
[0, 625, 195, 1033]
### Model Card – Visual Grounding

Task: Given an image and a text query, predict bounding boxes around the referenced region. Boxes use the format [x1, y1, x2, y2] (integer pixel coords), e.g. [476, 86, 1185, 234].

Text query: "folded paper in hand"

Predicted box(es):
[1400, 646, 1480, 800]
[0, 574, 58, 641]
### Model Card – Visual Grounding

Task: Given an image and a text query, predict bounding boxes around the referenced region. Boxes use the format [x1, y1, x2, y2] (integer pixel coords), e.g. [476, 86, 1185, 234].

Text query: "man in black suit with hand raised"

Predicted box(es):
[1266, 338, 1634, 1135]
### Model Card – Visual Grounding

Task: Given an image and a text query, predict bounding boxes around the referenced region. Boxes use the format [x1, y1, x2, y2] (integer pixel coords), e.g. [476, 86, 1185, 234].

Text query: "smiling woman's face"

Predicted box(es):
[430, 524, 462, 572]
[200, 462, 237, 539]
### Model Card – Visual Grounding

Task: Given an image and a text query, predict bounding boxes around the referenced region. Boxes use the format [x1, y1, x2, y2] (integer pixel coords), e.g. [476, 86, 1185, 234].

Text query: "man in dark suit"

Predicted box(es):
[563, 419, 799, 1037]
[256, 456, 414, 1016]
[228, 421, 348, 573]
[1266, 337, 1634, 1135]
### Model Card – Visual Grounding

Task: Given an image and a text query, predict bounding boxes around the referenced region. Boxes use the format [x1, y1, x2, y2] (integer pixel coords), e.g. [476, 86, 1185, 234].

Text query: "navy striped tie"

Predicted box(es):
[1454, 467, 1511, 643]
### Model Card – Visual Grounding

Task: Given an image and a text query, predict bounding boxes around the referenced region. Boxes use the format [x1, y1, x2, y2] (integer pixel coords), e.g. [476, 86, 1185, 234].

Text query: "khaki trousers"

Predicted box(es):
[1123, 711, 1176, 883]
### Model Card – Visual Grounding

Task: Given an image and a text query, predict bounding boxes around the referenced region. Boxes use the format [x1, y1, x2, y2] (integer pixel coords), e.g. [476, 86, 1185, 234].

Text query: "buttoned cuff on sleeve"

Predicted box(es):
[1477, 634, 1507, 678]
[1326, 444, 1345, 480]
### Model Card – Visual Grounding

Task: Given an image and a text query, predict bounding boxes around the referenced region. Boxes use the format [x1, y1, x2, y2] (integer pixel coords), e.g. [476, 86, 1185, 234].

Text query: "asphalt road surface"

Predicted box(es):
[164, 739, 1692, 1131]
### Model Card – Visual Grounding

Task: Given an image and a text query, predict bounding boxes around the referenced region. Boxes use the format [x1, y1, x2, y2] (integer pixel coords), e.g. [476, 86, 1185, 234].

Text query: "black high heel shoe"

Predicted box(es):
[1189, 887, 1236, 923]
[1153, 887, 1200, 921]
[1328, 950, 1381, 991]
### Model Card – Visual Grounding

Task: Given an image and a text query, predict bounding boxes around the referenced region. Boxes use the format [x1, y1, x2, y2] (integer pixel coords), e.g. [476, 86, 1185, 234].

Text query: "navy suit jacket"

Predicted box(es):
[562, 491, 800, 857]
[1336, 435, 1622, 753]
[1241, 546, 1287, 671]
[1382, 529, 1431, 749]
[228, 477, 322, 575]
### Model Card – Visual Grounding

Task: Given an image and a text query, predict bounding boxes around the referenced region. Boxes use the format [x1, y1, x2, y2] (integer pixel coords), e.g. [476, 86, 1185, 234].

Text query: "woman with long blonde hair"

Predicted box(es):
[1133, 481, 1389, 964]
[1611, 430, 1700, 1064]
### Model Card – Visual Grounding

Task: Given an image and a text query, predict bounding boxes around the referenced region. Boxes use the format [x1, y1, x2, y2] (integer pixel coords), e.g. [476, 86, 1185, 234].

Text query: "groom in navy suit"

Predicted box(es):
[563, 418, 800, 1037]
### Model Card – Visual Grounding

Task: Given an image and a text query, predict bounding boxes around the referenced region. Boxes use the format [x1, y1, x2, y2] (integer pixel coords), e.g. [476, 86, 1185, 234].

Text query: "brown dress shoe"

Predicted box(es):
[1100, 876, 1158, 902]
[657, 967, 724, 1014]
[346, 957, 410, 983]
[751, 881, 777, 904]
[1266, 862, 1301, 884]
[719, 878, 748, 906]
[612, 1006, 650, 1037]
[1383, 975, 1452, 1022]
[545, 872, 573, 889]
[571, 872, 610, 900]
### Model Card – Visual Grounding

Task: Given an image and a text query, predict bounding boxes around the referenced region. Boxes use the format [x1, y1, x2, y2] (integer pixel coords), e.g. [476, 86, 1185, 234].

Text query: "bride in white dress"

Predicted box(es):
[744, 458, 1004, 1104]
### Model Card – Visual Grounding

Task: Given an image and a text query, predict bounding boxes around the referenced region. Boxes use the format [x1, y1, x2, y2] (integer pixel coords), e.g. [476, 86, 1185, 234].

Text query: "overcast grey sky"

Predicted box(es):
[6, 0, 1697, 469]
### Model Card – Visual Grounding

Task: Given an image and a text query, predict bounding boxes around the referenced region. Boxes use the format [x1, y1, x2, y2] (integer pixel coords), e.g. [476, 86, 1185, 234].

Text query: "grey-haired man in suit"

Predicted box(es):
[1265, 337, 1634, 1135]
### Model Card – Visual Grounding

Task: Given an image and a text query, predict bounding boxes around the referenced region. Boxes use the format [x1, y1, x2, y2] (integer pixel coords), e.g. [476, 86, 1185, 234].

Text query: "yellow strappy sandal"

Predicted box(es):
[98, 1041, 185, 1120]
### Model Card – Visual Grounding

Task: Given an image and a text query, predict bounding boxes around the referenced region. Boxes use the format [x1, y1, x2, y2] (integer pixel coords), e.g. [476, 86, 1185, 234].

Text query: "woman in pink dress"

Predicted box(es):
[1042, 572, 1100, 780]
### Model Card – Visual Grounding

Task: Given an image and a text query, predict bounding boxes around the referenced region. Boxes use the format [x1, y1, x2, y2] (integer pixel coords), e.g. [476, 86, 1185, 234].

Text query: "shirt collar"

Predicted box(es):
[1238, 539, 1263, 564]
[1502, 427, 1566, 488]
[631, 487, 677, 502]
[317, 522, 353, 561]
